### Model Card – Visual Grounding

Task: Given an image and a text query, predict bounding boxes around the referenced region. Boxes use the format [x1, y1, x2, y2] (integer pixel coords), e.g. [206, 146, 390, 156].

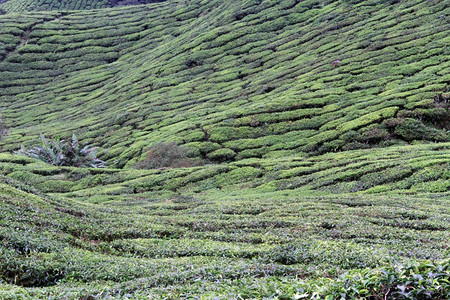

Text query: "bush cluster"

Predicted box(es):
[325, 259, 450, 299]
[383, 118, 448, 142]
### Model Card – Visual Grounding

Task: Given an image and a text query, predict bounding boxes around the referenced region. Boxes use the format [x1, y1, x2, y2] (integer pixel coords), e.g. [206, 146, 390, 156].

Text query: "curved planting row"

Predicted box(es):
[1, 143, 448, 201]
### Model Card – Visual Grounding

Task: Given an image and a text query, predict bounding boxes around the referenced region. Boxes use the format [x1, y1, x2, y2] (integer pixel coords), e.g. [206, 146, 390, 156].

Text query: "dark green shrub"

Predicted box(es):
[342, 130, 363, 143]
[135, 142, 203, 169]
[383, 118, 448, 142]
[394, 118, 446, 142]
[359, 124, 390, 143]
[383, 117, 406, 128]
[342, 141, 371, 151]
[398, 106, 449, 130]
[316, 139, 346, 154]
[16, 134, 105, 168]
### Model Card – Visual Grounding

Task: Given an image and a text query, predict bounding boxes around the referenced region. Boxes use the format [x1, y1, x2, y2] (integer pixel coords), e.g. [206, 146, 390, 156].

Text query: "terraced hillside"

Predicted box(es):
[0, 0, 448, 168]
[0, 0, 449, 298]
[1, 143, 449, 200]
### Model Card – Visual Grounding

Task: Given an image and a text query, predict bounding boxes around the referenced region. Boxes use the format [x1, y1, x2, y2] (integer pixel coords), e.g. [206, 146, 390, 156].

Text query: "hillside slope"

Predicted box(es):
[1, 143, 449, 199]
[0, 0, 448, 168]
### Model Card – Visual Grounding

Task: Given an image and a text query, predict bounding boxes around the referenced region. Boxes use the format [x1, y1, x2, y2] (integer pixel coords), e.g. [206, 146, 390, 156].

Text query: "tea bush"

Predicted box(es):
[394, 118, 448, 142]
[325, 260, 450, 299]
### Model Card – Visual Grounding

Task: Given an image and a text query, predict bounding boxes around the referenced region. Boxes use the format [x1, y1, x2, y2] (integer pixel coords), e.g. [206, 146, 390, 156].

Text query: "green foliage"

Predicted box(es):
[338, 107, 399, 133]
[393, 118, 448, 142]
[325, 260, 450, 299]
[206, 148, 237, 162]
[17, 134, 105, 168]
[263, 240, 388, 269]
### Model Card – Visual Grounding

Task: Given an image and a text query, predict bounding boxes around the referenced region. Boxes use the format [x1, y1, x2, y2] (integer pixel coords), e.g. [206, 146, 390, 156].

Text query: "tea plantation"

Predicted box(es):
[0, 0, 449, 298]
